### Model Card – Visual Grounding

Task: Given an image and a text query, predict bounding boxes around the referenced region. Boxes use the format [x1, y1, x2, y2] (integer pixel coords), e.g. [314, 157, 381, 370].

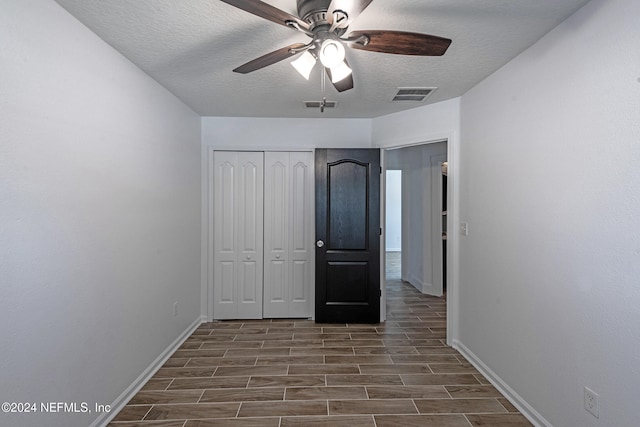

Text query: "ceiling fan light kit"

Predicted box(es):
[327, 60, 352, 83]
[291, 51, 317, 80]
[318, 37, 352, 83]
[220, 0, 452, 93]
[319, 38, 344, 68]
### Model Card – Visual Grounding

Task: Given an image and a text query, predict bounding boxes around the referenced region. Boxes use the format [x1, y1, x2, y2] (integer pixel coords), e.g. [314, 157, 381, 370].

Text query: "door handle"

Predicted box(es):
[316, 240, 325, 248]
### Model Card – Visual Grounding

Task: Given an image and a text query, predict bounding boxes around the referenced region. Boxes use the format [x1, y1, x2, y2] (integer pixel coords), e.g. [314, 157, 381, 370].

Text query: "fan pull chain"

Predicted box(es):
[320, 67, 326, 113]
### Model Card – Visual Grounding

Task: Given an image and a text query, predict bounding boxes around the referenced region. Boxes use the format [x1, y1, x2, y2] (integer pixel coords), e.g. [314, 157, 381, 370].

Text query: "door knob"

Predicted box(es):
[246, 255, 251, 260]
[316, 240, 325, 248]
[276, 254, 280, 259]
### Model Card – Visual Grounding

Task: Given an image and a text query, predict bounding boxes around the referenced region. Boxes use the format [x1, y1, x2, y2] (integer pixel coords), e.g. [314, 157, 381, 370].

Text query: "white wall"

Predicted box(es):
[458, 0, 640, 426]
[385, 170, 402, 252]
[0, 2, 202, 426]
[373, 98, 460, 148]
[202, 116, 372, 149]
[406, 148, 426, 287]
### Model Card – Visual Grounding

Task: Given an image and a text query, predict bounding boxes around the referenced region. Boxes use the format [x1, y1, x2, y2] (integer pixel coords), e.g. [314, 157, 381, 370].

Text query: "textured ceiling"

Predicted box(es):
[54, 0, 590, 118]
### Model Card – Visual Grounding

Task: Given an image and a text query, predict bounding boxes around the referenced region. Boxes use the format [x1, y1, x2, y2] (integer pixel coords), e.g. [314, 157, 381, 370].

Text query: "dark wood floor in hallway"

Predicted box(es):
[108, 256, 532, 426]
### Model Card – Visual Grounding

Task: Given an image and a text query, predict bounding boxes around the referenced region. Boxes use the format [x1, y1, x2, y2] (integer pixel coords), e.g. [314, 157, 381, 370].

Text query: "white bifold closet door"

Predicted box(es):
[263, 152, 313, 318]
[213, 151, 313, 320]
[213, 151, 264, 320]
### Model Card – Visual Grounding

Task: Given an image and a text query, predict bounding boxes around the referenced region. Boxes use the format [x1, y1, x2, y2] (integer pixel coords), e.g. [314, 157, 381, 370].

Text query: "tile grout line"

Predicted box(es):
[139, 404, 153, 422]
[462, 413, 475, 426]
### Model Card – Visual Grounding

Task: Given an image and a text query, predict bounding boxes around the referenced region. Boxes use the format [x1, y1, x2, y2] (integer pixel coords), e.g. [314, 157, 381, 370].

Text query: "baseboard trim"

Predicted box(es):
[405, 274, 436, 296]
[452, 339, 552, 427]
[91, 316, 205, 427]
[421, 282, 434, 294]
[406, 274, 424, 292]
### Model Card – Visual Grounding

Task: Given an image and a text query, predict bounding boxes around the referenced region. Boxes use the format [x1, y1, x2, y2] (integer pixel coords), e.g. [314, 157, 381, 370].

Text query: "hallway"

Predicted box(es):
[108, 260, 532, 426]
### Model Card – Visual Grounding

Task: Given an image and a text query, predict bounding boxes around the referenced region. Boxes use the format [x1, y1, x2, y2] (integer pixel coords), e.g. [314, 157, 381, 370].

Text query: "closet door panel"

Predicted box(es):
[239, 157, 261, 254]
[220, 262, 235, 302]
[268, 160, 287, 251]
[291, 159, 309, 252]
[292, 260, 308, 300]
[270, 261, 286, 301]
[288, 152, 313, 317]
[213, 151, 263, 320]
[263, 152, 289, 318]
[239, 260, 258, 301]
[237, 153, 264, 318]
[264, 152, 313, 318]
[213, 152, 238, 319]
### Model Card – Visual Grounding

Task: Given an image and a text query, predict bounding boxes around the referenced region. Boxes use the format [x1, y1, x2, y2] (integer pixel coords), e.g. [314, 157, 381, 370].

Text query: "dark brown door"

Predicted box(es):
[315, 149, 381, 323]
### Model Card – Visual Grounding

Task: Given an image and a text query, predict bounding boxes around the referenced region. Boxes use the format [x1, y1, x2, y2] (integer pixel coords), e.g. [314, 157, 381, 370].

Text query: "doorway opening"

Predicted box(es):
[383, 141, 448, 301]
[385, 170, 402, 281]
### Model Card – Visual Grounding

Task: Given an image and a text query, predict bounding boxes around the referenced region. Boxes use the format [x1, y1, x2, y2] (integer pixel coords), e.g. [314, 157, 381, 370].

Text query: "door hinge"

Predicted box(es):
[379, 289, 382, 297]
[380, 227, 382, 236]
[380, 166, 382, 174]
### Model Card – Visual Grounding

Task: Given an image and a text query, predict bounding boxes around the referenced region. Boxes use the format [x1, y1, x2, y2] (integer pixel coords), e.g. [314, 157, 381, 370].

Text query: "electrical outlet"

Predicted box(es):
[173, 302, 178, 317]
[584, 387, 599, 418]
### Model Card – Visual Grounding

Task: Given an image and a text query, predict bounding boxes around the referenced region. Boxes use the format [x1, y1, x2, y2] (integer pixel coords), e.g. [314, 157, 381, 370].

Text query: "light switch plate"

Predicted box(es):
[460, 222, 469, 236]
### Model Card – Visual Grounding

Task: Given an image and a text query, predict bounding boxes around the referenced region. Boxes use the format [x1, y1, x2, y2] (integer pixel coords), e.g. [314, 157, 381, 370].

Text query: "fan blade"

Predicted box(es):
[220, 0, 309, 31]
[326, 60, 354, 92]
[233, 43, 307, 74]
[326, 0, 373, 29]
[348, 30, 451, 56]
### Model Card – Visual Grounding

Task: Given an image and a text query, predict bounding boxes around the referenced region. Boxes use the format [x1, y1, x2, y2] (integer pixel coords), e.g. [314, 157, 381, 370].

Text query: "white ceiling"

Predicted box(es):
[54, 0, 590, 118]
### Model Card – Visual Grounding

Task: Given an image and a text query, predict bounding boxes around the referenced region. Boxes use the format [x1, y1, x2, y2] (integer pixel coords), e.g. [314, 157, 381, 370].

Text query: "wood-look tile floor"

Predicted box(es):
[109, 254, 532, 427]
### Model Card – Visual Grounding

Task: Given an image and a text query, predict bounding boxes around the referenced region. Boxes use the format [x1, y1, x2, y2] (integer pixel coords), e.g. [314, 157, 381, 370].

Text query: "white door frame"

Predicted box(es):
[379, 134, 458, 346]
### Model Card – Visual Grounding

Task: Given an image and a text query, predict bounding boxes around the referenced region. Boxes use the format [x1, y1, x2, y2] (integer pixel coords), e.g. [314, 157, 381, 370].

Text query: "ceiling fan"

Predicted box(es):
[220, 0, 452, 92]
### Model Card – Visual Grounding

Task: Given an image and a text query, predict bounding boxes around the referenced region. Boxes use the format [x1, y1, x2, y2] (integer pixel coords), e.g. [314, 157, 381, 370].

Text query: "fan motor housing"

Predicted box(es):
[297, 0, 330, 25]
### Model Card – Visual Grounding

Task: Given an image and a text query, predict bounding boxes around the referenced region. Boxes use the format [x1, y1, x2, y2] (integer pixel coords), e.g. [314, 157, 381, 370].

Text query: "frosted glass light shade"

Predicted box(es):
[329, 61, 352, 83]
[291, 51, 316, 80]
[319, 39, 345, 69]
